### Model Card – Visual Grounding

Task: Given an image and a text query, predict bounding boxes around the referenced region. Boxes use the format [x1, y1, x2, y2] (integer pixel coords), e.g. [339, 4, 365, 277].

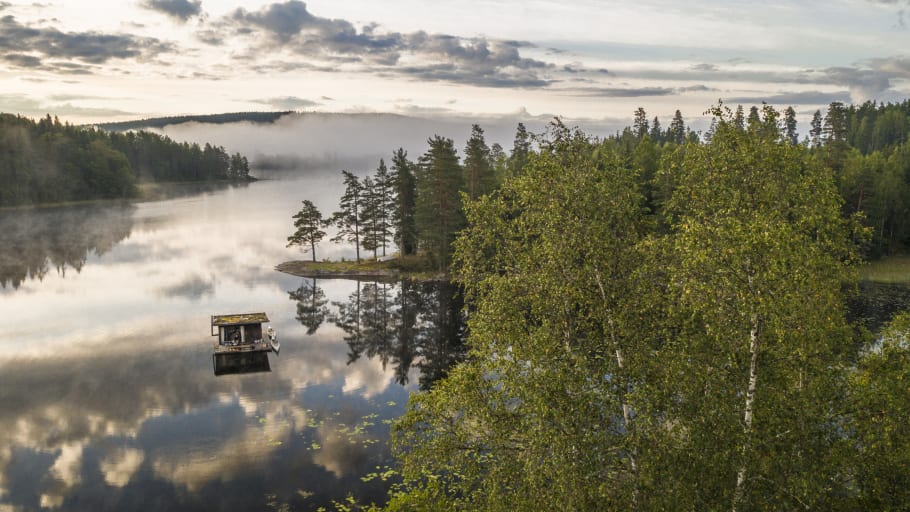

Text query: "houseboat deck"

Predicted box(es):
[211, 312, 277, 354]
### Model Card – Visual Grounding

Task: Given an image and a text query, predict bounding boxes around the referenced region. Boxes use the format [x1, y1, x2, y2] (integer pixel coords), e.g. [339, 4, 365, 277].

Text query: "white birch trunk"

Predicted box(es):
[732, 316, 760, 512]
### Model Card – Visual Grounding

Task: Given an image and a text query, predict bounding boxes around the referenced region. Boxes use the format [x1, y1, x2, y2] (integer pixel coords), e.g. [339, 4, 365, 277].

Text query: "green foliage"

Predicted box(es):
[330, 170, 364, 262]
[663, 103, 860, 510]
[849, 312, 910, 510]
[462, 124, 494, 201]
[393, 121, 648, 509]
[415, 136, 463, 270]
[96, 111, 291, 132]
[391, 149, 418, 256]
[508, 122, 530, 177]
[0, 113, 249, 207]
[390, 108, 874, 511]
[288, 200, 326, 262]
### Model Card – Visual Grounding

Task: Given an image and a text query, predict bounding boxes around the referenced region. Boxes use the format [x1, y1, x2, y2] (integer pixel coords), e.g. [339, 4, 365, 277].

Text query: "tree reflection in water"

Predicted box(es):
[288, 278, 330, 335]
[0, 203, 135, 289]
[289, 279, 467, 389]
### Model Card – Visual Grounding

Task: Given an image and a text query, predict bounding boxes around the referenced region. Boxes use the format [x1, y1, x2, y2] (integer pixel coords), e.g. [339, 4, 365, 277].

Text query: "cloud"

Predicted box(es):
[868, 55, 910, 77]
[825, 66, 893, 102]
[724, 90, 852, 105]
[157, 273, 215, 300]
[1, 53, 40, 67]
[251, 96, 321, 110]
[140, 0, 202, 22]
[691, 63, 717, 72]
[0, 14, 174, 70]
[567, 85, 714, 97]
[217, 1, 554, 89]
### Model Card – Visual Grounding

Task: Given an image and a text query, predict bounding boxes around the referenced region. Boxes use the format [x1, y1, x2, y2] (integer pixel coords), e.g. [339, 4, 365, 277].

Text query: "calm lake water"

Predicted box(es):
[3, 174, 907, 512]
[0, 176, 465, 511]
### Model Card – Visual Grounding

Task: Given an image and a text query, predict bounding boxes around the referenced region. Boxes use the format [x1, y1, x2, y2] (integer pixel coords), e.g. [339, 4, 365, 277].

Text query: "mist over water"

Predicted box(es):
[154, 112, 622, 177]
[0, 174, 464, 511]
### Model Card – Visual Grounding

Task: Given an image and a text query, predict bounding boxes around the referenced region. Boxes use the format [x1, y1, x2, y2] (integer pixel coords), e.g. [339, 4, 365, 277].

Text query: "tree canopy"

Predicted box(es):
[0, 113, 250, 207]
[387, 107, 882, 511]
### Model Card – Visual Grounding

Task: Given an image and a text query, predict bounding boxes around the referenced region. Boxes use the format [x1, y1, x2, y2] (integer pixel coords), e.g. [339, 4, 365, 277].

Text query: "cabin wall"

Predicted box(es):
[244, 324, 263, 342]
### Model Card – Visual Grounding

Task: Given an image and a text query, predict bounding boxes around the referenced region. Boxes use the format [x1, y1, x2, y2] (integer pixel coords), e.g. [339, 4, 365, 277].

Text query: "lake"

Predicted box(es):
[2, 174, 907, 512]
[0, 176, 465, 511]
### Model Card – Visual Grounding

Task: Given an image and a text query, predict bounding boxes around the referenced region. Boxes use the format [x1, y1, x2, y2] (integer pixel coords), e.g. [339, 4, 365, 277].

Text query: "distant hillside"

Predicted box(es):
[0, 114, 252, 207]
[96, 111, 293, 132]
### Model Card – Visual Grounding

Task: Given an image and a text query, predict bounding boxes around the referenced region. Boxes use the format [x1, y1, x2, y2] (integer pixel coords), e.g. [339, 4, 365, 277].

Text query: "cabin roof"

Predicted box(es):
[212, 312, 269, 326]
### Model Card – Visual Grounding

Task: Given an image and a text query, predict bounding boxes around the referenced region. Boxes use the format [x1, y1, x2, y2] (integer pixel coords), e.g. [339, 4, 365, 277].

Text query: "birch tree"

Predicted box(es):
[662, 104, 860, 510]
[392, 122, 650, 510]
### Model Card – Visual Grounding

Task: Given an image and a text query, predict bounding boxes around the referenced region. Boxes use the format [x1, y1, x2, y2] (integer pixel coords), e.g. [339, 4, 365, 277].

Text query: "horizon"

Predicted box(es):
[0, 1, 907, 130]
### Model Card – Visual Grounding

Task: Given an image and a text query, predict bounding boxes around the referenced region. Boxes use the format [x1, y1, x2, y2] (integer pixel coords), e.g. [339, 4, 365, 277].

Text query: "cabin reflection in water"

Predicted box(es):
[212, 351, 272, 376]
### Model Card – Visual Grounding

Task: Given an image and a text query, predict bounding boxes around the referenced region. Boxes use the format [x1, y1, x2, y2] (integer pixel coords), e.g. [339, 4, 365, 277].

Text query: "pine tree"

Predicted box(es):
[810, 109, 823, 147]
[823, 102, 850, 170]
[784, 106, 799, 145]
[287, 200, 326, 262]
[391, 148, 418, 256]
[669, 110, 686, 145]
[649, 116, 662, 143]
[373, 159, 395, 257]
[747, 105, 761, 130]
[509, 122, 530, 176]
[360, 176, 383, 260]
[329, 170, 363, 262]
[633, 107, 649, 139]
[489, 142, 508, 183]
[416, 135, 463, 270]
[463, 124, 495, 201]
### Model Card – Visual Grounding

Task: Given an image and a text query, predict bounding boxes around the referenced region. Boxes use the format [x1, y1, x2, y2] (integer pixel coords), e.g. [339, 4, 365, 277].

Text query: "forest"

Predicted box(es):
[96, 111, 292, 132]
[0, 113, 251, 207]
[290, 101, 910, 511]
[294, 100, 910, 268]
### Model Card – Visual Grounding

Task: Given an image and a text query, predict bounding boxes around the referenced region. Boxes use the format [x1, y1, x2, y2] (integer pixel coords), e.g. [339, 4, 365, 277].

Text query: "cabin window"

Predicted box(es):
[223, 325, 242, 344]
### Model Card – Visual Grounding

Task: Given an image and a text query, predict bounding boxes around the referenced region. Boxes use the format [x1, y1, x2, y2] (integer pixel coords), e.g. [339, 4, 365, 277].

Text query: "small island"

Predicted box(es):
[276, 255, 447, 282]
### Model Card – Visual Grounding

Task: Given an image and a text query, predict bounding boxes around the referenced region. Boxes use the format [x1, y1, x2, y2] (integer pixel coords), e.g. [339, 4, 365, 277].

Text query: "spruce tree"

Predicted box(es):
[649, 116, 662, 143]
[633, 107, 649, 139]
[509, 122, 530, 176]
[669, 110, 686, 144]
[784, 106, 799, 145]
[391, 148, 418, 256]
[416, 135, 463, 270]
[463, 124, 495, 201]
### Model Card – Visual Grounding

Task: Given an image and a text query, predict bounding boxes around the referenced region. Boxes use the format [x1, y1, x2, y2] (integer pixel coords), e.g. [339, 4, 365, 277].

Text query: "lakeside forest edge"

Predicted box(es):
[4, 101, 910, 509]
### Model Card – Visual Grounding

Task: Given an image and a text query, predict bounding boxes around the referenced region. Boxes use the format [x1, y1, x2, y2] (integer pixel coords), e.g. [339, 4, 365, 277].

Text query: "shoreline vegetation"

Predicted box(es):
[0, 113, 252, 208]
[275, 254, 447, 281]
[860, 255, 910, 284]
[0, 178, 257, 211]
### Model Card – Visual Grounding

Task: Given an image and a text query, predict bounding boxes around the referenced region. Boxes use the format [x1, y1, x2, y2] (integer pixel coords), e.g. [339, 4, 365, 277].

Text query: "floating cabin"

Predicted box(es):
[211, 312, 274, 354]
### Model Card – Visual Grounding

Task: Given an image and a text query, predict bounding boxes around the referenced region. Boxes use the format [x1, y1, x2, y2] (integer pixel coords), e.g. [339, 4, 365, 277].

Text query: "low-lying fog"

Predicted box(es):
[153, 112, 626, 177]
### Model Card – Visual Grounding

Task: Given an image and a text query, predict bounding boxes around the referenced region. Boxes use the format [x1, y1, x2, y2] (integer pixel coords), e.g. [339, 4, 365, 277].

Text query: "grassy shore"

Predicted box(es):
[275, 254, 447, 281]
[860, 255, 910, 284]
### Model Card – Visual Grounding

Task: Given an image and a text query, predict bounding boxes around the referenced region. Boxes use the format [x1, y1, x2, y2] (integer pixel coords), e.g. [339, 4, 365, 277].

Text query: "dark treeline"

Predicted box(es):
[298, 100, 910, 268]
[290, 124, 528, 268]
[96, 111, 292, 132]
[381, 104, 910, 511]
[0, 113, 250, 207]
[597, 101, 910, 258]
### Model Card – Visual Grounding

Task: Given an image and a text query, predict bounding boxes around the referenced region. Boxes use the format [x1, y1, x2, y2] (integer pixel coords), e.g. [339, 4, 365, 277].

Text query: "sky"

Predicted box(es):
[0, 0, 909, 129]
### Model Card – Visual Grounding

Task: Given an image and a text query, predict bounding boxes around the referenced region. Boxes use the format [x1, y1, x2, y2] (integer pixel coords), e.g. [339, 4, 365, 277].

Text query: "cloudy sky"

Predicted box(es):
[0, 0, 908, 126]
